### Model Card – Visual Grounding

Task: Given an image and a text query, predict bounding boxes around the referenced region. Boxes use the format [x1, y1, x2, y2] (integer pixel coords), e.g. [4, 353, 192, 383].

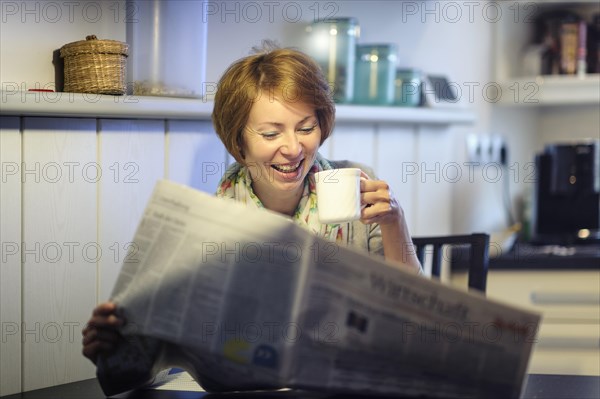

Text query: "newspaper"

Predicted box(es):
[97, 180, 541, 398]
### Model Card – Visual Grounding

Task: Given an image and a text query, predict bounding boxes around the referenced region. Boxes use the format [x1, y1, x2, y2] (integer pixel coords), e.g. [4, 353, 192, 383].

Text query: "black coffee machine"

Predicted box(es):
[532, 141, 600, 244]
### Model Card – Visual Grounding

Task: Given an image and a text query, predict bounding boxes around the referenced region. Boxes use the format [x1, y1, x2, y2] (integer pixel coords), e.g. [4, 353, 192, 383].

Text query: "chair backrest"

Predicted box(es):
[411, 233, 490, 293]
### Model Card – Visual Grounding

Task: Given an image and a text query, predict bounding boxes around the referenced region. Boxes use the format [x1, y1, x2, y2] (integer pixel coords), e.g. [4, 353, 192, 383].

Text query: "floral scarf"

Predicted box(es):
[216, 153, 345, 243]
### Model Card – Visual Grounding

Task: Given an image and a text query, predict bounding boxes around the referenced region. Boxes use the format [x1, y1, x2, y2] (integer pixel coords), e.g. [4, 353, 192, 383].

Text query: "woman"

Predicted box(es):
[82, 44, 422, 365]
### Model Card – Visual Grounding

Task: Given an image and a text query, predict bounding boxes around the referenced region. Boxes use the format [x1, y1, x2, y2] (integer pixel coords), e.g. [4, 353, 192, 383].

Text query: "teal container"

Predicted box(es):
[394, 69, 422, 107]
[353, 44, 397, 105]
[306, 18, 359, 103]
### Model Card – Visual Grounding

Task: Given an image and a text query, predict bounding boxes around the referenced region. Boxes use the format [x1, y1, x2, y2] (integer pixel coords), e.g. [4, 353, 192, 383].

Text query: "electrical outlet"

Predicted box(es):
[466, 134, 480, 163]
[480, 136, 492, 164]
[465, 134, 507, 165]
[491, 136, 506, 165]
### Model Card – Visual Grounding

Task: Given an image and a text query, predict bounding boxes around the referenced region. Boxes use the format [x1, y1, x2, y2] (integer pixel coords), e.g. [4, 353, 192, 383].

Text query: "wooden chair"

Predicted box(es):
[411, 233, 490, 294]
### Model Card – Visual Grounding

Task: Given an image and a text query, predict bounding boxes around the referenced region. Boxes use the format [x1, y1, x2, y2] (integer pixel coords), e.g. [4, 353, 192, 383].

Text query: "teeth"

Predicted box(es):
[273, 162, 301, 172]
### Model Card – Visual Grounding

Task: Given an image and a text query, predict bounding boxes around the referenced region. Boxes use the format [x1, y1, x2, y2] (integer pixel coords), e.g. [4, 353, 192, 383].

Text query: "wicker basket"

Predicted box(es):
[60, 35, 128, 95]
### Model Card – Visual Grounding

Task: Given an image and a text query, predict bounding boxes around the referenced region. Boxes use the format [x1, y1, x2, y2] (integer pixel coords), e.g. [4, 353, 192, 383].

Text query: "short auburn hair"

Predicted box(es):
[212, 44, 335, 164]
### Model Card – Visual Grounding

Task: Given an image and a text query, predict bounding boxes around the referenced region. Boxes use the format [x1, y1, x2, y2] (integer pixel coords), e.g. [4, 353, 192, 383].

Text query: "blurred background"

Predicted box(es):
[1, 0, 599, 395]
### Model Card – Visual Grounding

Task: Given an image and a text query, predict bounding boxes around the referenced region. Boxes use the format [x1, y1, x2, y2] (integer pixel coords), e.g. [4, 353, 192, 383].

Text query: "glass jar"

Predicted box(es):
[306, 18, 359, 103]
[394, 69, 422, 107]
[354, 44, 397, 105]
[126, 0, 207, 98]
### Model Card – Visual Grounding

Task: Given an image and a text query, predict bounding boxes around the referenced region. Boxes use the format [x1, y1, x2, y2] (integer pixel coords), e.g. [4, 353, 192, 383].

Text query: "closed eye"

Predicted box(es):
[297, 125, 318, 134]
[259, 131, 280, 139]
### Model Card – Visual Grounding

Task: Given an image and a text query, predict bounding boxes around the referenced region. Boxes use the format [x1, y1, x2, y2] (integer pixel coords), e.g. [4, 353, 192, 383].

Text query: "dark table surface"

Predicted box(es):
[2, 374, 599, 399]
[489, 242, 600, 269]
[451, 242, 600, 270]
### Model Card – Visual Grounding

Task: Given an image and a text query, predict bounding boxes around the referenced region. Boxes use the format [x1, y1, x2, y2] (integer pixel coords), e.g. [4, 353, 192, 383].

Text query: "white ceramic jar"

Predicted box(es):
[126, 0, 207, 98]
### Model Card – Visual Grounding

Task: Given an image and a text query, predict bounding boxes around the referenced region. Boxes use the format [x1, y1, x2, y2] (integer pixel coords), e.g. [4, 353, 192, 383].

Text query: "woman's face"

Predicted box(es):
[242, 91, 322, 201]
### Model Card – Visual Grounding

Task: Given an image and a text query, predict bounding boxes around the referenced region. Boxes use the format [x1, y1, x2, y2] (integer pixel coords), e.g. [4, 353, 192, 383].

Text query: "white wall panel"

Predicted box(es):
[21, 117, 97, 391]
[97, 119, 165, 302]
[329, 122, 376, 168]
[374, 124, 418, 233]
[0, 116, 22, 396]
[413, 126, 454, 236]
[318, 135, 332, 159]
[167, 120, 227, 194]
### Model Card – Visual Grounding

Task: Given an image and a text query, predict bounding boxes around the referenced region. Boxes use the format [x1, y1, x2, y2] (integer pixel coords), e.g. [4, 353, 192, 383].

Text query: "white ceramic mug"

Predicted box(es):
[314, 168, 362, 224]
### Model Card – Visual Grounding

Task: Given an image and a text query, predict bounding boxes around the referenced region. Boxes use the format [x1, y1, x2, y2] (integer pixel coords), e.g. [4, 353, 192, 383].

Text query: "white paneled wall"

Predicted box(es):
[98, 119, 166, 302]
[0, 116, 453, 394]
[374, 124, 418, 233]
[329, 122, 376, 168]
[21, 117, 98, 390]
[166, 120, 228, 193]
[412, 126, 454, 236]
[0, 116, 22, 396]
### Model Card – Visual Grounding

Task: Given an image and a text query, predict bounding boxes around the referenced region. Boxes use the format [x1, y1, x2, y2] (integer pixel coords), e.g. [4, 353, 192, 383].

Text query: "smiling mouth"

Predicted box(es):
[271, 160, 303, 173]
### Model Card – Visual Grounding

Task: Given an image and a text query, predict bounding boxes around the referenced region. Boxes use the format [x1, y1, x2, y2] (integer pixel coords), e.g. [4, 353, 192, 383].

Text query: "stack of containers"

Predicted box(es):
[306, 18, 422, 107]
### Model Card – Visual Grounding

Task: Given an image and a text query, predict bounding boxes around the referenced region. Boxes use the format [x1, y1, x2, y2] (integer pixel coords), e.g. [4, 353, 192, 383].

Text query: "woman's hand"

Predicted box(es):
[359, 171, 400, 226]
[81, 302, 124, 365]
[359, 171, 422, 273]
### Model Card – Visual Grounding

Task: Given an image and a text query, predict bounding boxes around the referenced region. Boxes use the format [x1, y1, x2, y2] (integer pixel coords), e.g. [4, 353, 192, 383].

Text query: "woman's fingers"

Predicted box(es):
[82, 327, 121, 346]
[86, 313, 123, 329]
[361, 190, 391, 206]
[82, 340, 115, 364]
[359, 179, 402, 225]
[82, 340, 101, 362]
[81, 302, 124, 364]
[360, 180, 392, 206]
[361, 203, 396, 224]
[84, 302, 123, 330]
[92, 302, 117, 316]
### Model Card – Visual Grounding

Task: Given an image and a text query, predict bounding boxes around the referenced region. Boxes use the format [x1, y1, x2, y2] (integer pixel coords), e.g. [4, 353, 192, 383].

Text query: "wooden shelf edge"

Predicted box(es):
[0, 91, 214, 120]
[334, 104, 476, 125]
[497, 75, 600, 107]
[0, 91, 476, 125]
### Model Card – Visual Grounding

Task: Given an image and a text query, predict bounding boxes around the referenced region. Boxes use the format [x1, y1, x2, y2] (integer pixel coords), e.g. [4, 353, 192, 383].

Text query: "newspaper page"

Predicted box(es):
[96, 180, 540, 398]
[288, 243, 539, 398]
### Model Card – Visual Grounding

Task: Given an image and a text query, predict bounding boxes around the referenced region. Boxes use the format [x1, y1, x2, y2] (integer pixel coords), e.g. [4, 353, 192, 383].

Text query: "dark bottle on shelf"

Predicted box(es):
[587, 13, 600, 73]
[559, 14, 580, 75]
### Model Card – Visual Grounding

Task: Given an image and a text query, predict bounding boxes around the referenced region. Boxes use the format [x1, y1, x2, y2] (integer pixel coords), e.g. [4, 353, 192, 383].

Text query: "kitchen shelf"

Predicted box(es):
[497, 74, 600, 106]
[510, 0, 599, 4]
[493, 0, 600, 107]
[0, 91, 476, 125]
[333, 104, 475, 124]
[0, 91, 213, 120]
